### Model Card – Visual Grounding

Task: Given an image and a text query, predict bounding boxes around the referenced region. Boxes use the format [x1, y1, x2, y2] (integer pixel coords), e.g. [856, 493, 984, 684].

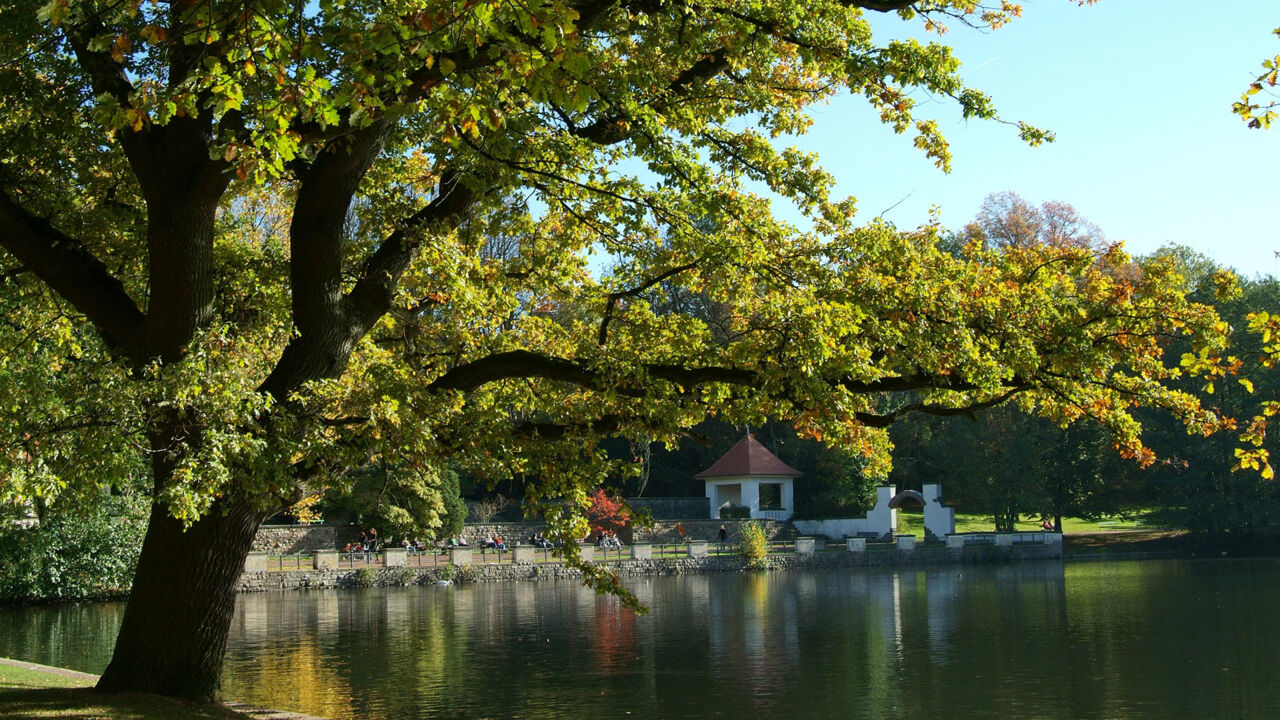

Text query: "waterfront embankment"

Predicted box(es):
[237, 540, 1063, 593]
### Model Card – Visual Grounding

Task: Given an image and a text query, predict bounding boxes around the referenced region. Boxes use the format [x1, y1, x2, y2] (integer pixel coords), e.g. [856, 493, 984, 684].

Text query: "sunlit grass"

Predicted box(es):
[0, 663, 94, 691]
[0, 660, 303, 720]
[896, 508, 1155, 538]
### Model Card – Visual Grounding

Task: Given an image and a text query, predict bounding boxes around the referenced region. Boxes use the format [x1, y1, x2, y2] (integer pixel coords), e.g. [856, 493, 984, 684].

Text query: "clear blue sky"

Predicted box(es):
[785, 1, 1279, 276]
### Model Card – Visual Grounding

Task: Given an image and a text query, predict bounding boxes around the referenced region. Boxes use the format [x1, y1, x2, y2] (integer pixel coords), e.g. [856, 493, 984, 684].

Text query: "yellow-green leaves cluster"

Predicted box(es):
[1235, 28, 1280, 129]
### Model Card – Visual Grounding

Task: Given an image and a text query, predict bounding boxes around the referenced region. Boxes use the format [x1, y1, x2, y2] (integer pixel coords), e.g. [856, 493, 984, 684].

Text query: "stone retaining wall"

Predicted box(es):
[253, 525, 364, 554]
[237, 541, 1061, 593]
[456, 521, 546, 545]
[626, 497, 710, 520]
[255, 516, 793, 554]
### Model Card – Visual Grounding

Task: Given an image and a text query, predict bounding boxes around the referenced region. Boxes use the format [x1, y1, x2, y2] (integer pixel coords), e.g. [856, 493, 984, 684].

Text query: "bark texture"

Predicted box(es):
[96, 495, 268, 701]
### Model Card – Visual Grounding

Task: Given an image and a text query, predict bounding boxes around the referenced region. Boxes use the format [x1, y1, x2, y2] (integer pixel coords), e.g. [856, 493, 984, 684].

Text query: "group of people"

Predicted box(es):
[401, 537, 430, 555]
[341, 528, 381, 559]
[596, 530, 623, 549]
[528, 532, 554, 549]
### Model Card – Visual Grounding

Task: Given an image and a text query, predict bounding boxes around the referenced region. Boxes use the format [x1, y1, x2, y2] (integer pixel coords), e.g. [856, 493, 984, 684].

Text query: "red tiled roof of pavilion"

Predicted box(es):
[694, 434, 802, 479]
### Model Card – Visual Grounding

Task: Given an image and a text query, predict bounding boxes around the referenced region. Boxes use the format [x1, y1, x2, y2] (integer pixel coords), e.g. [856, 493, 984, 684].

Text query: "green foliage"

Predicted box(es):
[386, 566, 416, 585]
[352, 567, 378, 588]
[452, 564, 482, 584]
[1235, 28, 1280, 129]
[719, 504, 751, 520]
[0, 495, 146, 602]
[889, 244, 1280, 537]
[1137, 263, 1280, 534]
[436, 564, 457, 583]
[736, 520, 769, 567]
[320, 462, 466, 543]
[789, 435, 880, 519]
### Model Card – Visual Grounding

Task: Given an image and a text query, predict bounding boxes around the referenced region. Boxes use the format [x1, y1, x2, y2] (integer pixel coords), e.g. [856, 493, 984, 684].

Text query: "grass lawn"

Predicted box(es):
[895, 508, 1153, 537]
[0, 661, 95, 691]
[0, 659, 318, 720]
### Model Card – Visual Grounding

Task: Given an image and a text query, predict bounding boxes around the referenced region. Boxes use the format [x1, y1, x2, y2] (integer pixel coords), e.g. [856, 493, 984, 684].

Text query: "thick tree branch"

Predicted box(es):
[514, 414, 623, 441]
[425, 348, 1016, 401]
[850, 1, 916, 10]
[838, 374, 986, 395]
[258, 122, 395, 398]
[344, 170, 477, 335]
[53, 14, 231, 363]
[428, 350, 598, 391]
[0, 191, 144, 355]
[427, 349, 759, 394]
[132, 121, 234, 361]
[853, 387, 1025, 428]
[288, 124, 392, 342]
[63, 19, 134, 104]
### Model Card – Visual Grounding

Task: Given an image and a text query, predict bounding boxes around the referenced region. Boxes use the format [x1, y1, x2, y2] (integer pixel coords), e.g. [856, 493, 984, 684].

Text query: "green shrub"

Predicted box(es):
[436, 564, 457, 582]
[387, 566, 416, 585]
[453, 563, 482, 583]
[352, 566, 378, 587]
[736, 520, 769, 567]
[0, 495, 147, 602]
[719, 503, 751, 519]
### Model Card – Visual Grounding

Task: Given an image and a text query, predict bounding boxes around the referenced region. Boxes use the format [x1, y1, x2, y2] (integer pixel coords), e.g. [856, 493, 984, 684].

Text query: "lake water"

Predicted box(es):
[2, 558, 1279, 719]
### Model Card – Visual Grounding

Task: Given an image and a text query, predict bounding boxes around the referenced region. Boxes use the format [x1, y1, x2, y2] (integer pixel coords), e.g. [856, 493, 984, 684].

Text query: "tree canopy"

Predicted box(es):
[0, 0, 1238, 703]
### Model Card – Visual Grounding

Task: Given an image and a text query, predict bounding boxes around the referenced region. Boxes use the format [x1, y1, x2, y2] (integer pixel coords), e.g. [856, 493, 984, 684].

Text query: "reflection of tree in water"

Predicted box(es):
[223, 594, 357, 717]
[224, 589, 478, 720]
[225, 636, 357, 716]
[0, 600, 123, 673]
[703, 572, 802, 716]
[591, 596, 637, 675]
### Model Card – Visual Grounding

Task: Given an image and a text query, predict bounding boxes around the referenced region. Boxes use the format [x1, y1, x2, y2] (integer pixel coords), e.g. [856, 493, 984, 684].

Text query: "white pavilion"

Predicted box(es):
[697, 434, 800, 520]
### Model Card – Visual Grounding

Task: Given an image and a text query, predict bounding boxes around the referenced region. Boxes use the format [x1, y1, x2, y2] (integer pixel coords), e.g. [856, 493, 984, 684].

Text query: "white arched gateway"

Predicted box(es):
[697, 434, 800, 521]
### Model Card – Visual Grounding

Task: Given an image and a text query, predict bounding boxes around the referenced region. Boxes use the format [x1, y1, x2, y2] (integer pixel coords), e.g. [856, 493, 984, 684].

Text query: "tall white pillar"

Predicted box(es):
[741, 480, 761, 517]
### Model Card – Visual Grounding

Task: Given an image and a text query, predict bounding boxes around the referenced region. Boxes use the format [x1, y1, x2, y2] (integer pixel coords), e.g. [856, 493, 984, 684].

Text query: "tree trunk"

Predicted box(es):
[96, 493, 268, 702]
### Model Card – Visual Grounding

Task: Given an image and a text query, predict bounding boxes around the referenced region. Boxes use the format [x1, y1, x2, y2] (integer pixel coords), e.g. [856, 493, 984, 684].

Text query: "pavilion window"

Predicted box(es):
[759, 483, 782, 511]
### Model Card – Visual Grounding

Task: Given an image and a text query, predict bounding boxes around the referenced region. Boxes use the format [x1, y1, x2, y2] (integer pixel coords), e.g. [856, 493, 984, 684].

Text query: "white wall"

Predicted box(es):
[793, 486, 897, 539]
[922, 483, 955, 540]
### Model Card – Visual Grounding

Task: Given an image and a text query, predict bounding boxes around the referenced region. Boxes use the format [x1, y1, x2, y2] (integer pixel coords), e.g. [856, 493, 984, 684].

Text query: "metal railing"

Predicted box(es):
[263, 537, 850, 573]
[269, 553, 315, 571]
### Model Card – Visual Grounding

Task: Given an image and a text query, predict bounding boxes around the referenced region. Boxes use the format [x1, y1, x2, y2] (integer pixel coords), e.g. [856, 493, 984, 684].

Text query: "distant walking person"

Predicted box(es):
[718, 524, 729, 552]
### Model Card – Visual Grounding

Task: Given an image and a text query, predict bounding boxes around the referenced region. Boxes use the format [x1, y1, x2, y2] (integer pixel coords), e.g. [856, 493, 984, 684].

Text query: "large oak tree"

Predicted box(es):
[0, 0, 1231, 705]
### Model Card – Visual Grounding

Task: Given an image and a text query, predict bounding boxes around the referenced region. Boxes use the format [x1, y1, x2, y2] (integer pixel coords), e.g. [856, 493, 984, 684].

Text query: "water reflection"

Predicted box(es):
[3, 560, 1280, 719]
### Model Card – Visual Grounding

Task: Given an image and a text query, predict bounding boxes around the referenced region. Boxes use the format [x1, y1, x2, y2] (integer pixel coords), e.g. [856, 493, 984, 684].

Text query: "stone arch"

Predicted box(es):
[888, 490, 926, 509]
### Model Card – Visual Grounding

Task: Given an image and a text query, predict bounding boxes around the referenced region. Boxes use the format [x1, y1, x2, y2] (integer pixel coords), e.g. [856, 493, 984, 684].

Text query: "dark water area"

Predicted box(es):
[2, 558, 1279, 719]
